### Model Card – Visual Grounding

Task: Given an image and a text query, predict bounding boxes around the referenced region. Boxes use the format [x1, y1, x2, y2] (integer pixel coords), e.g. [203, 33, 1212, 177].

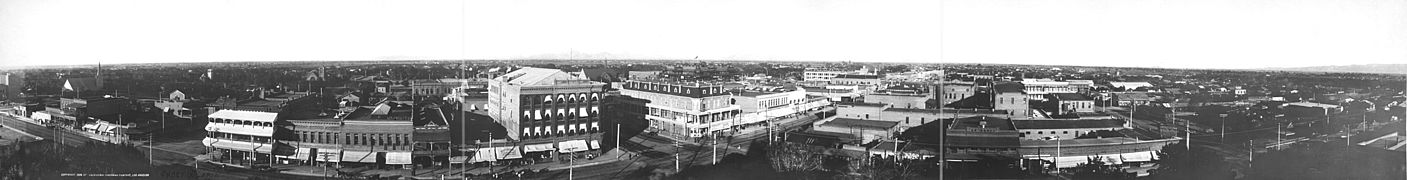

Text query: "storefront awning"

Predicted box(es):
[589, 140, 601, 150]
[449, 156, 470, 164]
[464, 146, 523, 163]
[557, 140, 590, 153]
[524, 143, 556, 152]
[82, 124, 98, 130]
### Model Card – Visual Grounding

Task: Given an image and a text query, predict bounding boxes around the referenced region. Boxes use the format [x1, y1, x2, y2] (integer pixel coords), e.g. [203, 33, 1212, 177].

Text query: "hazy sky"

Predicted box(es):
[2, 0, 1404, 69]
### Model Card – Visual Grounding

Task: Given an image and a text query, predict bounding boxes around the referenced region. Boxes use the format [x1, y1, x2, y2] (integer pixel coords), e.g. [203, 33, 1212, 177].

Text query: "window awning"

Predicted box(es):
[557, 140, 590, 153]
[524, 143, 556, 152]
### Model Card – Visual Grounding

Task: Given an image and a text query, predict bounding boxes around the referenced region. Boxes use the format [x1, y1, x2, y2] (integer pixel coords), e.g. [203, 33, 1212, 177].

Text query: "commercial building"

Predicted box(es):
[935, 82, 976, 107]
[733, 89, 831, 132]
[831, 74, 882, 86]
[1014, 119, 1129, 140]
[202, 110, 287, 167]
[411, 78, 489, 97]
[812, 118, 900, 144]
[281, 105, 415, 167]
[619, 80, 741, 142]
[485, 67, 608, 142]
[1049, 93, 1095, 115]
[1111, 93, 1154, 107]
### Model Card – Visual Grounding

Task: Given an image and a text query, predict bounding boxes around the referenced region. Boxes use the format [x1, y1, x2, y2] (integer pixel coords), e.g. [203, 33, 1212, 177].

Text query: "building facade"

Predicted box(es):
[619, 80, 741, 142]
[203, 110, 287, 167]
[486, 67, 607, 142]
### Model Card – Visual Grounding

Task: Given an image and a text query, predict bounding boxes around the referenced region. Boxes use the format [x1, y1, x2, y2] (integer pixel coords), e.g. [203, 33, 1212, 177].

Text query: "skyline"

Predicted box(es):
[2, 0, 1405, 69]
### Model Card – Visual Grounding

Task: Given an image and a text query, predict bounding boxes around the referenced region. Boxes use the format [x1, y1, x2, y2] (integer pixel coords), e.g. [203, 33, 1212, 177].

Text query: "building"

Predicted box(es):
[863, 93, 928, 109]
[733, 89, 831, 132]
[485, 67, 608, 143]
[835, 102, 889, 120]
[1111, 93, 1153, 107]
[411, 78, 489, 96]
[619, 80, 741, 142]
[803, 87, 860, 102]
[658, 63, 741, 81]
[280, 104, 415, 168]
[831, 74, 883, 86]
[993, 82, 1031, 118]
[803, 70, 856, 82]
[1, 72, 25, 101]
[1013, 119, 1129, 140]
[1108, 82, 1155, 91]
[1024, 79, 1074, 100]
[935, 82, 976, 107]
[812, 118, 900, 144]
[1049, 93, 1095, 115]
[202, 110, 287, 167]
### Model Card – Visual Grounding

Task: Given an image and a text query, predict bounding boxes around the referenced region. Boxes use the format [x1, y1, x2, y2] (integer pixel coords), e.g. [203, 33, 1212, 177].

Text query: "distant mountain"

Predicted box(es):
[1263, 64, 1407, 74]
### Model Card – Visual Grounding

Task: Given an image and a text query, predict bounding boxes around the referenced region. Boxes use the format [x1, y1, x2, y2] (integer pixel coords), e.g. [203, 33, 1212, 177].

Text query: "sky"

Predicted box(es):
[1, 0, 1404, 69]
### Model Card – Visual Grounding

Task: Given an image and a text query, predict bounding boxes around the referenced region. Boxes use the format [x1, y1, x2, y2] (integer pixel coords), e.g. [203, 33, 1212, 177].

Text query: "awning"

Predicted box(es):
[464, 146, 524, 163]
[102, 125, 119, 133]
[82, 124, 98, 130]
[449, 156, 469, 164]
[589, 140, 601, 150]
[557, 140, 590, 153]
[386, 152, 412, 165]
[524, 143, 556, 152]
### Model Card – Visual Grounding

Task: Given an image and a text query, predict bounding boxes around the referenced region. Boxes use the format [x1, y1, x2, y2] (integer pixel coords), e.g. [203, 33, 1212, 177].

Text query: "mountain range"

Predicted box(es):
[1261, 64, 1407, 74]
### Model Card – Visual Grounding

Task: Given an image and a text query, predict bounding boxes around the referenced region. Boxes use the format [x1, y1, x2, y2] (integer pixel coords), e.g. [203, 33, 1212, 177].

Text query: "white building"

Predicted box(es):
[620, 80, 742, 142]
[202, 110, 281, 166]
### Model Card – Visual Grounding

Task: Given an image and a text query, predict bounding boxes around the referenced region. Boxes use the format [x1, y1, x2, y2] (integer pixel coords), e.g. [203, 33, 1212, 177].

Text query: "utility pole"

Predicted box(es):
[1220, 114, 1228, 143]
[1276, 122, 1282, 151]
[674, 141, 681, 173]
[712, 132, 717, 165]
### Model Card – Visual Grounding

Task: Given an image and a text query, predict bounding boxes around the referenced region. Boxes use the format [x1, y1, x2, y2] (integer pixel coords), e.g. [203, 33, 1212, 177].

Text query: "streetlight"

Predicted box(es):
[566, 147, 581, 180]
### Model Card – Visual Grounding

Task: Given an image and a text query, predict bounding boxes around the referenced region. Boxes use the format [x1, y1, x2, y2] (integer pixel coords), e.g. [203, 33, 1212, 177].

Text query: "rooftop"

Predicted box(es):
[834, 74, 881, 79]
[994, 82, 1024, 93]
[836, 101, 888, 107]
[1051, 93, 1092, 101]
[1012, 119, 1126, 130]
[820, 118, 900, 130]
[1113, 93, 1153, 101]
[209, 110, 279, 122]
[950, 116, 1016, 130]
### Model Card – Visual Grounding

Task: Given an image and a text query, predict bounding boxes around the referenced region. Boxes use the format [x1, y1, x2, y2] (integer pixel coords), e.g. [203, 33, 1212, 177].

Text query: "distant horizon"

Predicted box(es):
[5, 58, 1404, 71]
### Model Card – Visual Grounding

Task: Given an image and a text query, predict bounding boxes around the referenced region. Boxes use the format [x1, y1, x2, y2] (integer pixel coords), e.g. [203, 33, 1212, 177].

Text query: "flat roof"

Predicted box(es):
[836, 101, 888, 107]
[1051, 93, 1092, 101]
[1018, 137, 1177, 148]
[950, 116, 1015, 130]
[945, 136, 1021, 147]
[1012, 119, 1125, 130]
[820, 118, 900, 130]
[834, 74, 881, 79]
[209, 110, 279, 122]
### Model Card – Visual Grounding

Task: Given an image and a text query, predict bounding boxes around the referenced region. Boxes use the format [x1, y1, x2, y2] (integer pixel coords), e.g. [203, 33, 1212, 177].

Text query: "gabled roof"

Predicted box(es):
[63, 78, 100, 91]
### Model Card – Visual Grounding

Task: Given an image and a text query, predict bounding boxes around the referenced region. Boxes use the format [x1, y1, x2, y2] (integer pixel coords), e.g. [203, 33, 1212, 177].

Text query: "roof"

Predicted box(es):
[945, 136, 1021, 147]
[1051, 93, 1091, 101]
[209, 110, 279, 122]
[1113, 93, 1153, 101]
[994, 82, 1024, 93]
[836, 101, 888, 107]
[1018, 137, 1173, 147]
[820, 118, 900, 130]
[1012, 119, 1126, 130]
[63, 78, 100, 91]
[950, 116, 1015, 130]
[497, 67, 599, 86]
[834, 74, 880, 79]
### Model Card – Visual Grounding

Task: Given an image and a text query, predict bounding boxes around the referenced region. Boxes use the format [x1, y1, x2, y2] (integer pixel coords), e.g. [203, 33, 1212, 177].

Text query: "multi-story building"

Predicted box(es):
[1022, 79, 1078, 100]
[732, 89, 830, 131]
[993, 82, 1031, 118]
[935, 82, 976, 107]
[203, 110, 287, 167]
[1, 72, 24, 101]
[831, 74, 882, 86]
[280, 104, 416, 168]
[619, 80, 741, 142]
[1014, 119, 1129, 140]
[486, 67, 608, 143]
[411, 78, 489, 97]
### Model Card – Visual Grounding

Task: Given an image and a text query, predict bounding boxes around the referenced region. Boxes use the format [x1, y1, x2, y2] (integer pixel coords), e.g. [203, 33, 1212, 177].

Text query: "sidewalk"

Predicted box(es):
[274, 148, 635, 179]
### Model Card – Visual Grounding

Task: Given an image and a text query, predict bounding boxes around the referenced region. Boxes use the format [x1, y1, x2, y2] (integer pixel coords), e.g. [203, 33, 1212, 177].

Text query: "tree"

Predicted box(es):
[1145, 143, 1234, 180]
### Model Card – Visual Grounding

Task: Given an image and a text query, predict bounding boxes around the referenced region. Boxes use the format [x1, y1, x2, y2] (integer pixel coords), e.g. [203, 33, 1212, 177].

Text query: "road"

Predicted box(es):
[2, 114, 321, 180]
